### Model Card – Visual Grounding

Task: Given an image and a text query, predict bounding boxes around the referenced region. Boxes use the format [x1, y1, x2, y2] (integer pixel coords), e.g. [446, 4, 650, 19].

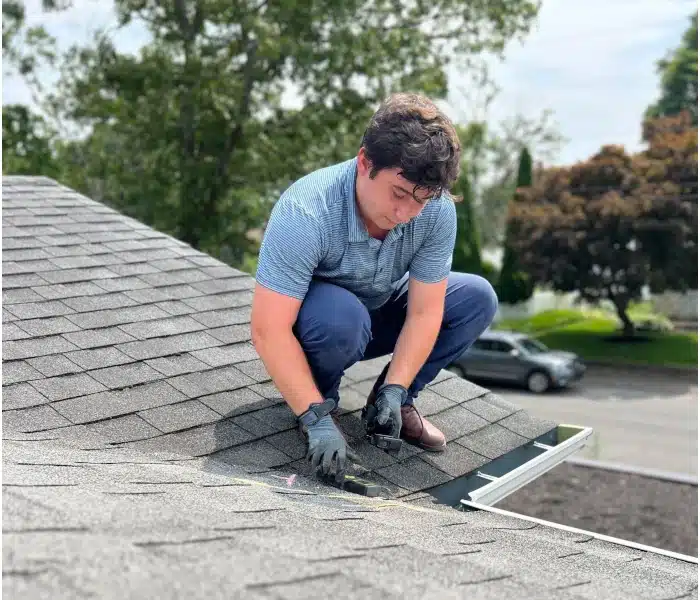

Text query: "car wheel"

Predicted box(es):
[527, 370, 550, 394]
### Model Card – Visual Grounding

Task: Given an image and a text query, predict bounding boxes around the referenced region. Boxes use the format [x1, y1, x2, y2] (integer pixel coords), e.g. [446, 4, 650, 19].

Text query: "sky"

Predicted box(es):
[3, 0, 696, 166]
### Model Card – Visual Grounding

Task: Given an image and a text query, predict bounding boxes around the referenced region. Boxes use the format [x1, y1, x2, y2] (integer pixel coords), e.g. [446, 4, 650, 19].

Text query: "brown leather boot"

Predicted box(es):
[365, 363, 446, 453]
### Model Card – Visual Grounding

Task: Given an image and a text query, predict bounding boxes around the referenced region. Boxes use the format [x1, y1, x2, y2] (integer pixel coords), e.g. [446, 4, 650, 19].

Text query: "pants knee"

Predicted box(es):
[447, 273, 498, 332]
[295, 285, 372, 359]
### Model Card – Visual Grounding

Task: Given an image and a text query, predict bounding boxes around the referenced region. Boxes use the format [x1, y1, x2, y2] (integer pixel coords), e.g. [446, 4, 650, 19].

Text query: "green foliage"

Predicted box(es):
[2, 104, 59, 177]
[451, 169, 483, 274]
[34, 0, 539, 267]
[496, 146, 535, 304]
[508, 114, 698, 336]
[645, 12, 698, 126]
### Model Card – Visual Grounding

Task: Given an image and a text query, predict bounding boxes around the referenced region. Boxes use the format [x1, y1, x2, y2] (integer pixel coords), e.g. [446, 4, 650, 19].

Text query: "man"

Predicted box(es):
[251, 92, 498, 481]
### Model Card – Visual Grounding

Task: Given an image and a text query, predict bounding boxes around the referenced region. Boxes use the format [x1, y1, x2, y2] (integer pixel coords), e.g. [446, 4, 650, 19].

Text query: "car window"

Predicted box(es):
[518, 338, 549, 354]
[471, 339, 491, 351]
[491, 341, 514, 353]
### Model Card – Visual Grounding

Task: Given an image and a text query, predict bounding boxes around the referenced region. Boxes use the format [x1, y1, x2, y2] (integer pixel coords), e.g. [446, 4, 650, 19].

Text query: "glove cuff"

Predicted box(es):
[377, 383, 409, 405]
[297, 398, 336, 431]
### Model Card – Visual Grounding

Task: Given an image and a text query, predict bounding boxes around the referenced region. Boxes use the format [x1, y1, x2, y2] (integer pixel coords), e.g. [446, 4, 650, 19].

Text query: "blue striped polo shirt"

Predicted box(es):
[255, 157, 457, 311]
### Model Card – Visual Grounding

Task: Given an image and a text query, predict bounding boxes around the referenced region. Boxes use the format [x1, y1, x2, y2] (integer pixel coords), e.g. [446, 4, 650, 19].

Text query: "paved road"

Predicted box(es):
[481, 366, 698, 477]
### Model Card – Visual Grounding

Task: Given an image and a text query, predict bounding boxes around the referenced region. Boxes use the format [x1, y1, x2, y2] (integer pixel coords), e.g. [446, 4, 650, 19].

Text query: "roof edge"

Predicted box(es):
[461, 500, 699, 564]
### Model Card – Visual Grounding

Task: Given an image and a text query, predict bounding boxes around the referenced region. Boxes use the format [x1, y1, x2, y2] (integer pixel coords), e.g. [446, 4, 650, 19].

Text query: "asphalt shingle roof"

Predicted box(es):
[3, 176, 698, 599]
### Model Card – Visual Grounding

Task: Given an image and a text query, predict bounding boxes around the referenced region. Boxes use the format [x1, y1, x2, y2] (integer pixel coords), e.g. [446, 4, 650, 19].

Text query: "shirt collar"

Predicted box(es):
[343, 157, 405, 243]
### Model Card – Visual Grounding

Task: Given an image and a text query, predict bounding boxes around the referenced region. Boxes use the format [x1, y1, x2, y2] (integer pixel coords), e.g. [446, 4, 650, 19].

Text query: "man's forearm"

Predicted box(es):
[252, 329, 324, 416]
[384, 312, 443, 389]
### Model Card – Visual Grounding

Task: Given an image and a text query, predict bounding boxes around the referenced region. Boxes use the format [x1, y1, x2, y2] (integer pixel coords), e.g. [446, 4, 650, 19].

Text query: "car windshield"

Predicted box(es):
[517, 337, 549, 354]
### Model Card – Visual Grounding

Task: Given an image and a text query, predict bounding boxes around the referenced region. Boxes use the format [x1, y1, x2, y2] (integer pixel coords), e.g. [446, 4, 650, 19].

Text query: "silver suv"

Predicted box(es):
[449, 329, 586, 393]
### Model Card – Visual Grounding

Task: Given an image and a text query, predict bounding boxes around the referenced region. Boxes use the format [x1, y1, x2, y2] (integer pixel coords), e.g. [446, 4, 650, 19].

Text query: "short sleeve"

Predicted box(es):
[409, 199, 457, 283]
[255, 197, 324, 300]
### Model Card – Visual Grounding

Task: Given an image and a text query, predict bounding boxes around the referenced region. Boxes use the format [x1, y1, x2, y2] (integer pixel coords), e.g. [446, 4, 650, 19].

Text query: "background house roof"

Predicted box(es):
[3, 176, 698, 599]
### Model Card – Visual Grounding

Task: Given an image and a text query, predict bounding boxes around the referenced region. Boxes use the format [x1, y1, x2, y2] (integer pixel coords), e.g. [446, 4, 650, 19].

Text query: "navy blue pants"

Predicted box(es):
[292, 272, 498, 405]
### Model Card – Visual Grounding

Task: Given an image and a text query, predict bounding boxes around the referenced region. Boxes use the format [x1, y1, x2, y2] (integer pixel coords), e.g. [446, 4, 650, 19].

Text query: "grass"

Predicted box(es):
[498, 306, 697, 368]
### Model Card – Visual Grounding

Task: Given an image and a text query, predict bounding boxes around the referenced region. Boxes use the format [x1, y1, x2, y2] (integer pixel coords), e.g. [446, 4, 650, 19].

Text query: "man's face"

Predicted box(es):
[356, 148, 435, 231]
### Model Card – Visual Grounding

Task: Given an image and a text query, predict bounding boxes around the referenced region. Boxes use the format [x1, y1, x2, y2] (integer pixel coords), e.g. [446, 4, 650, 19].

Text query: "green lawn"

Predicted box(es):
[498, 308, 698, 368]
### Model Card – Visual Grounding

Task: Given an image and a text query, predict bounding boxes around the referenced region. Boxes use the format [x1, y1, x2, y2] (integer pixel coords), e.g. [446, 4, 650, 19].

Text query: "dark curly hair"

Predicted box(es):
[360, 93, 462, 201]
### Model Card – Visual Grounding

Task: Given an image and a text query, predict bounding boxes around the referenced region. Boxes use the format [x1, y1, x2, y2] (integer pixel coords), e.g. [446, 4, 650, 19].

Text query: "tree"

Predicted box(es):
[645, 12, 697, 126]
[451, 168, 483, 275]
[508, 115, 697, 336]
[496, 146, 535, 304]
[2, 104, 60, 176]
[43, 0, 539, 265]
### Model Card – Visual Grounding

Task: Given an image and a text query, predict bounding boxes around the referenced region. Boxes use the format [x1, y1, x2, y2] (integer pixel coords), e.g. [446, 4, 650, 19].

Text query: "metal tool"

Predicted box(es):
[361, 403, 403, 456]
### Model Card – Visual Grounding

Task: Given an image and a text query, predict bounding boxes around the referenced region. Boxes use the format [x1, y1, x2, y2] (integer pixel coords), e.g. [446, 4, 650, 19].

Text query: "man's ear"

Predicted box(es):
[357, 147, 370, 175]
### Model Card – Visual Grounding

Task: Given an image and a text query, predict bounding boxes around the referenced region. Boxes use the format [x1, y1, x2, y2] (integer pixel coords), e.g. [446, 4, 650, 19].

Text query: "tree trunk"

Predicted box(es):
[611, 295, 635, 337]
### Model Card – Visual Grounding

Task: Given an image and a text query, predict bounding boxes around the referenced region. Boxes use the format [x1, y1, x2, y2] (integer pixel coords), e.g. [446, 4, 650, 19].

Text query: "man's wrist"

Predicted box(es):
[297, 398, 336, 429]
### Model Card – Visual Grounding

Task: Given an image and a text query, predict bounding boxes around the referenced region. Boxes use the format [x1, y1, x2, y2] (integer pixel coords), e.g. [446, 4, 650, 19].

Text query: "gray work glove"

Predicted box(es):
[306, 414, 360, 482]
[374, 383, 408, 439]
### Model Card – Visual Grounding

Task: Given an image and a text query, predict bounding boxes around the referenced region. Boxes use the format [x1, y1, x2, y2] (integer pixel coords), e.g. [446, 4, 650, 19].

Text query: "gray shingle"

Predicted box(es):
[3, 361, 43, 385]
[262, 429, 308, 461]
[191, 277, 253, 294]
[422, 406, 490, 441]
[182, 291, 254, 312]
[89, 362, 163, 389]
[2, 382, 51, 410]
[153, 300, 199, 315]
[5, 300, 75, 320]
[26, 354, 82, 378]
[3, 323, 31, 341]
[211, 439, 294, 470]
[138, 271, 194, 287]
[428, 376, 490, 403]
[2, 248, 51, 261]
[108, 262, 160, 276]
[38, 266, 119, 284]
[62, 326, 137, 349]
[3, 335, 79, 360]
[65, 304, 170, 329]
[462, 393, 519, 422]
[167, 366, 255, 398]
[243, 404, 298, 434]
[413, 389, 457, 416]
[116, 331, 223, 361]
[3, 309, 18, 323]
[61, 292, 138, 312]
[119, 315, 207, 340]
[199, 387, 276, 416]
[31, 281, 106, 300]
[139, 400, 221, 433]
[376, 456, 452, 492]
[207, 324, 252, 344]
[2, 273, 49, 288]
[190, 307, 252, 328]
[16, 316, 81, 337]
[52, 380, 188, 424]
[419, 442, 490, 477]
[145, 353, 211, 377]
[231, 412, 280, 438]
[123, 419, 255, 456]
[3, 258, 56, 274]
[29, 372, 107, 402]
[2, 288, 45, 304]
[2, 405, 72, 432]
[497, 411, 557, 439]
[94, 276, 150, 292]
[190, 343, 259, 368]
[64, 347, 133, 370]
[82, 414, 164, 443]
[48, 255, 103, 269]
[234, 359, 271, 383]
[455, 423, 530, 460]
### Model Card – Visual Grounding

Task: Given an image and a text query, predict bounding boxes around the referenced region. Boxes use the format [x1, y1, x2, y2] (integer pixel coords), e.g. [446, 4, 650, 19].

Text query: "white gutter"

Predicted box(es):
[466, 424, 594, 506]
[460, 498, 699, 564]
